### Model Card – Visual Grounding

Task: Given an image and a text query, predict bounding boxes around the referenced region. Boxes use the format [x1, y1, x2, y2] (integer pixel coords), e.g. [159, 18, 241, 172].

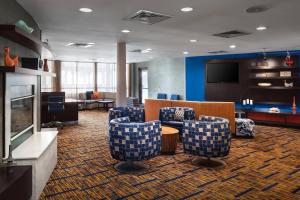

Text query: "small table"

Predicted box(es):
[97, 100, 114, 111]
[161, 126, 179, 154]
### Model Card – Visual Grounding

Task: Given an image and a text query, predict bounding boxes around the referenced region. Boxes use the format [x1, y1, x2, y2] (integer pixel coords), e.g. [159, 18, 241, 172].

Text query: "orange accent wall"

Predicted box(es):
[144, 99, 236, 133]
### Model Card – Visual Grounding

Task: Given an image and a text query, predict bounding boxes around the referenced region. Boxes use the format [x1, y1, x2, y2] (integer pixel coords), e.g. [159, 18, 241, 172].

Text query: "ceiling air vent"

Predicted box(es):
[126, 10, 171, 25]
[66, 42, 94, 48]
[207, 51, 228, 54]
[213, 30, 250, 38]
[130, 49, 142, 53]
[246, 5, 270, 13]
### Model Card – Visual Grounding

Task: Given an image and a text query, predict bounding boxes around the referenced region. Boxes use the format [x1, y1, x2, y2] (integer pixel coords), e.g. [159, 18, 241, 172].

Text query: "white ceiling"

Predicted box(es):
[17, 0, 300, 63]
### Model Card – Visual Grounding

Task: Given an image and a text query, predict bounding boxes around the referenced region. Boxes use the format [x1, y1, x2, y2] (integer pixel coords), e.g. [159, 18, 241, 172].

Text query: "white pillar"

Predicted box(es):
[116, 42, 127, 107]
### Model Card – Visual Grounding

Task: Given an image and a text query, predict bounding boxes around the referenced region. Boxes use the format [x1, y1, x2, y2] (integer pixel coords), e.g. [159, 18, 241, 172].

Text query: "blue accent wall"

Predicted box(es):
[186, 50, 300, 101]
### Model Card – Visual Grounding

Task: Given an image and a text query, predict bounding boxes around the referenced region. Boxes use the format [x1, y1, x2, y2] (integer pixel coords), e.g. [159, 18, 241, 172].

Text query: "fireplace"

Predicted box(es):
[10, 87, 34, 150]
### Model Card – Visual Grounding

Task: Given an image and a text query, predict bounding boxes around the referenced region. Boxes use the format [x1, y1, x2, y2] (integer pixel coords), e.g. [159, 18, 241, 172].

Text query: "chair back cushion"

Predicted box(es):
[170, 94, 180, 100]
[48, 96, 65, 113]
[86, 91, 93, 100]
[157, 93, 167, 99]
[126, 107, 145, 122]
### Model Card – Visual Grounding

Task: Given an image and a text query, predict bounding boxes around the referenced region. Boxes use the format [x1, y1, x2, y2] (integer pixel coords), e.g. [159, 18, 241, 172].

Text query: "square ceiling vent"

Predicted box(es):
[126, 10, 171, 25]
[213, 30, 251, 38]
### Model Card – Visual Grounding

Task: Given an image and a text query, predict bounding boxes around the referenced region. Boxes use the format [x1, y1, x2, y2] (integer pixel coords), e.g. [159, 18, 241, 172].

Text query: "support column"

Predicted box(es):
[116, 42, 127, 107]
[53, 60, 61, 92]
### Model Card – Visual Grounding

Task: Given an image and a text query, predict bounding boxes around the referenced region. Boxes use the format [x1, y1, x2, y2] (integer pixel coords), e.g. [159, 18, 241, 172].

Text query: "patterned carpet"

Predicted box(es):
[40, 110, 300, 200]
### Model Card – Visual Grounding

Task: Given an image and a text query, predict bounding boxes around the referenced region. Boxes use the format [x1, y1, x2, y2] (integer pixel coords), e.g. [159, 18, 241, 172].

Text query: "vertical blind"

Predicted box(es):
[97, 63, 116, 92]
[60, 62, 120, 98]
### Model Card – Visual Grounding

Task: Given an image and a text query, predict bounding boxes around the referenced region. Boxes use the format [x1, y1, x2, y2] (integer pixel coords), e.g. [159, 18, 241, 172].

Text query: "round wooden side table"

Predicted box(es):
[161, 126, 179, 155]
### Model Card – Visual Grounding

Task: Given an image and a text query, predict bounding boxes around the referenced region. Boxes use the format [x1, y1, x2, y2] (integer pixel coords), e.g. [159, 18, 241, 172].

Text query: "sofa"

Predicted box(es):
[159, 107, 195, 136]
[78, 91, 116, 110]
[144, 99, 236, 134]
[109, 116, 161, 173]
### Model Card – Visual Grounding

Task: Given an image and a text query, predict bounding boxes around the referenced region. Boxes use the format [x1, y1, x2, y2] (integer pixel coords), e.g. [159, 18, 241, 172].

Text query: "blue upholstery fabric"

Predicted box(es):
[235, 118, 255, 137]
[170, 94, 180, 100]
[109, 107, 145, 123]
[86, 91, 93, 100]
[183, 116, 231, 158]
[127, 97, 140, 108]
[48, 96, 64, 113]
[157, 93, 167, 99]
[159, 107, 195, 136]
[159, 107, 195, 122]
[109, 117, 162, 161]
[126, 107, 145, 122]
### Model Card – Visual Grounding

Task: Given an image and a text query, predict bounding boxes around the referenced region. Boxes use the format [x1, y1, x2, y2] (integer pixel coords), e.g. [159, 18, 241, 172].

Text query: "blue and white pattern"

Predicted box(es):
[183, 116, 231, 158]
[235, 118, 255, 137]
[109, 117, 162, 161]
[159, 107, 195, 122]
[109, 107, 145, 123]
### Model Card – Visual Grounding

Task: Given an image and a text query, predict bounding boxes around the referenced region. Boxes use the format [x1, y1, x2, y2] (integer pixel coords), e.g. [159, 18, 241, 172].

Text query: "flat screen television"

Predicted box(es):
[206, 62, 239, 83]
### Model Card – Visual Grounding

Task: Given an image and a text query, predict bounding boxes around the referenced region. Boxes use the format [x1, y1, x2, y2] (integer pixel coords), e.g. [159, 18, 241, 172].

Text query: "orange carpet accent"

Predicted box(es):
[40, 110, 300, 199]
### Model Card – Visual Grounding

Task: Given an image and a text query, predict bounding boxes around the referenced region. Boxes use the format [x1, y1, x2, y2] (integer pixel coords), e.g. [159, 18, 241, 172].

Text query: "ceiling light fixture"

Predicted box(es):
[181, 7, 193, 12]
[190, 39, 197, 43]
[230, 44, 236, 49]
[256, 26, 267, 31]
[183, 51, 189, 55]
[121, 29, 131, 33]
[141, 48, 152, 53]
[79, 8, 93, 13]
[66, 42, 74, 46]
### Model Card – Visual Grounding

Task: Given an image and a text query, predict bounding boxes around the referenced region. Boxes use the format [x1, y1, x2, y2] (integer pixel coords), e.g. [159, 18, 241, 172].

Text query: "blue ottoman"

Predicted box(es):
[235, 118, 255, 137]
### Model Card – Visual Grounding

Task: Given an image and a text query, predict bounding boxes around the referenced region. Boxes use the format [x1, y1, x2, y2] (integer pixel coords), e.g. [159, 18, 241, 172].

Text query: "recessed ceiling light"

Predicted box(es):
[183, 51, 189, 55]
[141, 48, 152, 53]
[230, 44, 236, 49]
[121, 29, 131, 33]
[256, 26, 267, 31]
[79, 8, 93, 13]
[181, 7, 193, 12]
[66, 42, 74, 46]
[190, 39, 197, 43]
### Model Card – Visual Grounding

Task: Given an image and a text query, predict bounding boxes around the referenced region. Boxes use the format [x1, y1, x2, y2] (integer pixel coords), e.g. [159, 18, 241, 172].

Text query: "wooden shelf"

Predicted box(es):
[249, 76, 300, 80]
[0, 25, 52, 58]
[0, 66, 56, 77]
[249, 66, 298, 70]
[249, 86, 300, 90]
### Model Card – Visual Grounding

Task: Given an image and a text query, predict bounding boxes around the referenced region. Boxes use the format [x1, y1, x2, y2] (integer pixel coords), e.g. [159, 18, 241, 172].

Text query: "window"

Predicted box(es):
[77, 62, 95, 94]
[139, 68, 148, 103]
[41, 60, 54, 92]
[96, 63, 116, 92]
[61, 62, 77, 98]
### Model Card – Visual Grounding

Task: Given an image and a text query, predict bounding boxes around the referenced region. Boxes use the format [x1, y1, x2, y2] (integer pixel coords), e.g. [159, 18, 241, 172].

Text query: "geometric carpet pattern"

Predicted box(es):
[40, 110, 300, 200]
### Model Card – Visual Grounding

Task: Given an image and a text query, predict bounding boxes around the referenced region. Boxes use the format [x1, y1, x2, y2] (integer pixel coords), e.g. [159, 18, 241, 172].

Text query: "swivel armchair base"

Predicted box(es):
[192, 157, 226, 169]
[114, 161, 149, 174]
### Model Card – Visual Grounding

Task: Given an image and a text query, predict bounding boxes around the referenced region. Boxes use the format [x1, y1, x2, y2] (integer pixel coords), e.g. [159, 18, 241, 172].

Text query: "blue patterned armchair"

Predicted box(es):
[159, 107, 195, 136]
[183, 115, 231, 168]
[109, 117, 162, 173]
[109, 107, 145, 123]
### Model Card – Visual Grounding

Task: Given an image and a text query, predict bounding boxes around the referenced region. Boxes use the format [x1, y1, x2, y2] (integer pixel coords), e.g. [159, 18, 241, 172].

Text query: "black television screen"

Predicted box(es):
[206, 62, 239, 83]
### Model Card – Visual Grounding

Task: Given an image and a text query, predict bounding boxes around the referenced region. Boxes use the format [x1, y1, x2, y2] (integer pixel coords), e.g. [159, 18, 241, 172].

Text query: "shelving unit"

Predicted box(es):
[249, 58, 300, 91]
[0, 24, 52, 58]
[0, 66, 56, 77]
[249, 86, 300, 90]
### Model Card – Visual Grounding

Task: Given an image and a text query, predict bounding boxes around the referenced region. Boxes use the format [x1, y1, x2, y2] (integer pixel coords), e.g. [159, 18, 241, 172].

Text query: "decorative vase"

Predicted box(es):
[43, 59, 49, 72]
[292, 96, 297, 114]
[4, 47, 19, 67]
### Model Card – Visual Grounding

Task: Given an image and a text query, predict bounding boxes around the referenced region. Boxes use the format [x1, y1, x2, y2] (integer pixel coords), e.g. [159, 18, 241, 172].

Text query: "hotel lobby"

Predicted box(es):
[0, 0, 300, 199]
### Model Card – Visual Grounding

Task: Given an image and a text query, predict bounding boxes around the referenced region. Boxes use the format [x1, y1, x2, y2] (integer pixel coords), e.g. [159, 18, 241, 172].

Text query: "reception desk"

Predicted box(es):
[41, 92, 79, 124]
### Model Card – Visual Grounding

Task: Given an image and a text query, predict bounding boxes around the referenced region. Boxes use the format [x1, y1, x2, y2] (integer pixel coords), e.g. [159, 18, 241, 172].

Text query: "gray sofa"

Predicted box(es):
[78, 92, 116, 110]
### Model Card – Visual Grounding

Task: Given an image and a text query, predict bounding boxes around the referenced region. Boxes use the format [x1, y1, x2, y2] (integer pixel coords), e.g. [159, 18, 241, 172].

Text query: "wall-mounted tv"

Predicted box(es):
[206, 62, 239, 83]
